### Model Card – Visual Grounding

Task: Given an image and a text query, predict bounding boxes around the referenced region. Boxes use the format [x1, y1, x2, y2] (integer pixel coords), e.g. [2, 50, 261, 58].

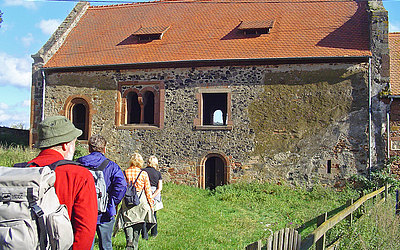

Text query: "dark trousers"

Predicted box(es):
[142, 211, 157, 239]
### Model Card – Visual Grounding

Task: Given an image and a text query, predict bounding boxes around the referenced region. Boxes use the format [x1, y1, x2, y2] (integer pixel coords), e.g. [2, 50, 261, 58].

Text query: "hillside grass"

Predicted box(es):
[1, 145, 399, 249]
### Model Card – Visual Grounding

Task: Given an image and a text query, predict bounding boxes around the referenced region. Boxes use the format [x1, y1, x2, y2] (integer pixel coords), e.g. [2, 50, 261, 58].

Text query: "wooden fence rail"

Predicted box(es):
[300, 183, 390, 250]
[245, 184, 391, 250]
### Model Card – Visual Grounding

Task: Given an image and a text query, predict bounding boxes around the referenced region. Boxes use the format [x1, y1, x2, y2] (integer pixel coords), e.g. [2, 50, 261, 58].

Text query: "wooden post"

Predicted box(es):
[346, 199, 354, 226]
[316, 212, 327, 250]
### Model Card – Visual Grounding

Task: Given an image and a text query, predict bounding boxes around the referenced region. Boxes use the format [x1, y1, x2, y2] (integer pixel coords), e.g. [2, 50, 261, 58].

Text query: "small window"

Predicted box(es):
[194, 88, 232, 130]
[238, 20, 274, 35]
[203, 93, 227, 126]
[133, 26, 170, 41]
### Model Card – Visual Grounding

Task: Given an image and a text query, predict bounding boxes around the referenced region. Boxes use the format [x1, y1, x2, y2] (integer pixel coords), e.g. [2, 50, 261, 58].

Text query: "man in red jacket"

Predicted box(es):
[29, 116, 97, 249]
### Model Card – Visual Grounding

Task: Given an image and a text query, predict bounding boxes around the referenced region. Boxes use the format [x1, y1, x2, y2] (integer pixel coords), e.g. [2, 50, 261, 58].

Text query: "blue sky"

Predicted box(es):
[0, 0, 399, 129]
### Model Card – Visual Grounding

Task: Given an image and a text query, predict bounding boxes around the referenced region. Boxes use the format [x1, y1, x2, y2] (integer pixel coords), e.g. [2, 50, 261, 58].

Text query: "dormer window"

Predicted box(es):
[132, 26, 170, 41]
[238, 20, 274, 35]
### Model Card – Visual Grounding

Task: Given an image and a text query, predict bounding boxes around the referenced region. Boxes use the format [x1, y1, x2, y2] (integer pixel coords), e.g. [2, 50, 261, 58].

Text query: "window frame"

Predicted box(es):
[116, 81, 165, 130]
[194, 87, 233, 130]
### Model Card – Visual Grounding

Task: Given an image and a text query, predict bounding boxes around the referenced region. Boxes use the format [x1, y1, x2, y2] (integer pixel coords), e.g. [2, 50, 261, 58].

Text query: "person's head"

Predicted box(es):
[129, 153, 144, 168]
[147, 155, 158, 169]
[36, 116, 82, 160]
[88, 135, 107, 153]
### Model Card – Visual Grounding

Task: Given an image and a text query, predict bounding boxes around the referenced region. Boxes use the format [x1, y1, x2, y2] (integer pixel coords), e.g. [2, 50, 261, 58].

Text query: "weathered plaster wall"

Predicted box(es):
[43, 62, 369, 187]
[368, 1, 390, 170]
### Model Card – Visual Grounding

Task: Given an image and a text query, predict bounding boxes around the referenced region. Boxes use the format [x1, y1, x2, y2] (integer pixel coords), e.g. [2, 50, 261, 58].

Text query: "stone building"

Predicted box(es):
[31, 0, 389, 188]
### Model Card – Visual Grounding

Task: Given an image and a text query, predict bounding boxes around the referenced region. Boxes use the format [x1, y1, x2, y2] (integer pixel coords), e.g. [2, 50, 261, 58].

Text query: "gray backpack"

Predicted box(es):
[0, 162, 74, 250]
[85, 159, 109, 213]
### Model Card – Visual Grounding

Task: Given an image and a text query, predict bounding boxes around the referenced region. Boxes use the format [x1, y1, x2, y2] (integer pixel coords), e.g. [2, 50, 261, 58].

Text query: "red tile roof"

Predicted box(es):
[44, 0, 371, 68]
[390, 33, 400, 95]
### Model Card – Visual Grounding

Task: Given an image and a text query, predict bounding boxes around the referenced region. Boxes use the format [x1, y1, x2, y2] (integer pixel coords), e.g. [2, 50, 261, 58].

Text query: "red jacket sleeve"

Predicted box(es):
[71, 172, 98, 250]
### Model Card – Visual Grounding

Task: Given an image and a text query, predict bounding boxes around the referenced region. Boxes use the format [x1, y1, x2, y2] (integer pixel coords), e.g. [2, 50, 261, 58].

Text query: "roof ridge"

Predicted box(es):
[89, 0, 337, 9]
[89, 0, 211, 9]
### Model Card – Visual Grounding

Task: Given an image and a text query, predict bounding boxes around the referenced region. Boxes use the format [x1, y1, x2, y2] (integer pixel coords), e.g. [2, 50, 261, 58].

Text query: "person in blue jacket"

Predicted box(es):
[78, 134, 127, 250]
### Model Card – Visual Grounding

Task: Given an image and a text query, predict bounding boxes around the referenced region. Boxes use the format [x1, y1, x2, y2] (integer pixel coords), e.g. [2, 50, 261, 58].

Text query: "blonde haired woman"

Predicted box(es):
[114, 153, 155, 250]
[141, 155, 163, 239]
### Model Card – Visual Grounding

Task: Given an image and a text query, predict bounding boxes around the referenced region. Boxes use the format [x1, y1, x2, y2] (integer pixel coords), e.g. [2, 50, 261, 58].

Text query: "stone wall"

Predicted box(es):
[42, 62, 369, 187]
[368, 0, 390, 170]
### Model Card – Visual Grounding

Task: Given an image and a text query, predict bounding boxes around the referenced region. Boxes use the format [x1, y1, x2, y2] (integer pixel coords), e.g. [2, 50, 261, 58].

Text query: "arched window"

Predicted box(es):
[117, 81, 165, 129]
[143, 91, 155, 124]
[213, 110, 223, 125]
[68, 98, 89, 140]
[127, 92, 141, 124]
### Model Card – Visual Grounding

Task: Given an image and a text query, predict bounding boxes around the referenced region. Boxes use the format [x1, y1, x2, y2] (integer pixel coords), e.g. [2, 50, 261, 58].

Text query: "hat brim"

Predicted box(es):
[36, 128, 83, 149]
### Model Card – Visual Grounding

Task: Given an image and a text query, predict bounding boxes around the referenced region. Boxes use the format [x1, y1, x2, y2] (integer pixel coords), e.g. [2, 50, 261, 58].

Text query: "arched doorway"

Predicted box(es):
[64, 97, 91, 141]
[72, 103, 87, 140]
[205, 156, 225, 189]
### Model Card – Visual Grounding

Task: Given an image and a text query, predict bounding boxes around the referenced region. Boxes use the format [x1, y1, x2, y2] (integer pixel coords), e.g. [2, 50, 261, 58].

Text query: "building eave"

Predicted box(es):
[42, 56, 371, 73]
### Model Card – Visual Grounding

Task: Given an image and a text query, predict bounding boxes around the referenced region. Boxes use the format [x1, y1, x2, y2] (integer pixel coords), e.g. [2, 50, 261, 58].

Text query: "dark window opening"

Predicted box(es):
[127, 92, 141, 124]
[327, 160, 332, 174]
[143, 91, 155, 124]
[137, 34, 162, 41]
[205, 156, 225, 190]
[203, 93, 227, 126]
[243, 28, 269, 35]
[72, 103, 87, 140]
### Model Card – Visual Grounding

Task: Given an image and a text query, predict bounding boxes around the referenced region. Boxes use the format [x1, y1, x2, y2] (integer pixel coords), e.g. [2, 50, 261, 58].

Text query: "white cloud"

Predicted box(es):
[21, 33, 34, 47]
[389, 21, 400, 33]
[0, 102, 30, 128]
[0, 52, 31, 88]
[3, 0, 36, 9]
[38, 19, 62, 36]
[22, 100, 30, 107]
[0, 103, 9, 110]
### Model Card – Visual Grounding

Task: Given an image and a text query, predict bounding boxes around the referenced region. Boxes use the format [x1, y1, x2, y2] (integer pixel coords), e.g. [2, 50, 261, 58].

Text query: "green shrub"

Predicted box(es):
[0, 144, 38, 167]
[351, 156, 400, 192]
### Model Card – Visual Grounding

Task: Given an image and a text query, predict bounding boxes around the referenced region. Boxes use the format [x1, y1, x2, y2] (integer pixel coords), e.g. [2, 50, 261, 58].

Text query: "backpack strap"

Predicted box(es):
[133, 171, 144, 198]
[123, 170, 143, 186]
[13, 162, 40, 168]
[97, 159, 110, 171]
[133, 170, 143, 186]
[47, 160, 83, 170]
[27, 187, 47, 250]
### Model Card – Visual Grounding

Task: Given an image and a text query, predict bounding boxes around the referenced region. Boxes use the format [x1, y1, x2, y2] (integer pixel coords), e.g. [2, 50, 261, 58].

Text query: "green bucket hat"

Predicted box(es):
[36, 116, 82, 149]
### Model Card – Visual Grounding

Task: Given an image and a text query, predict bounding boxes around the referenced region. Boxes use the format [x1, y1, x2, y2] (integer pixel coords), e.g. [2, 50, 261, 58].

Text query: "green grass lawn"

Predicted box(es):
[107, 182, 359, 249]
